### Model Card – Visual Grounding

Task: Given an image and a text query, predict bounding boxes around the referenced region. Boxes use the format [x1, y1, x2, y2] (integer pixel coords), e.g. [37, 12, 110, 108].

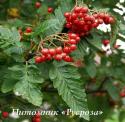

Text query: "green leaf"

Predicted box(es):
[14, 79, 43, 106]
[1, 66, 21, 93]
[86, 31, 103, 51]
[49, 61, 89, 120]
[0, 26, 23, 55]
[1, 79, 17, 93]
[2, 64, 44, 106]
[60, 0, 74, 13]
[84, 55, 97, 78]
[104, 79, 120, 101]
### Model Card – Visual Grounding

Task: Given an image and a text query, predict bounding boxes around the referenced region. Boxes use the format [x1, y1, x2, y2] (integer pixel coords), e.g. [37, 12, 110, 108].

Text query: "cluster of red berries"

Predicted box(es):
[35, 33, 80, 63]
[32, 112, 41, 122]
[64, 6, 115, 36]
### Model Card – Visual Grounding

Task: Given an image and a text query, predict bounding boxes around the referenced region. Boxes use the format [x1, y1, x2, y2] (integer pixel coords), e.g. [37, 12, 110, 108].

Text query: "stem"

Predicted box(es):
[75, 0, 78, 6]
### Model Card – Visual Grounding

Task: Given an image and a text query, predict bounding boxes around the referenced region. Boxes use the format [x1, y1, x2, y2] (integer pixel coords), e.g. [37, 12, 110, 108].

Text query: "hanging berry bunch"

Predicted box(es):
[64, 5, 115, 37]
[35, 33, 80, 63]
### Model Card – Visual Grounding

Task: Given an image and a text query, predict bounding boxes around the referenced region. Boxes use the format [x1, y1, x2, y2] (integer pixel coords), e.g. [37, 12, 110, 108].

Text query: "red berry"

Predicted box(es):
[54, 54, 62, 61]
[63, 56, 73, 62]
[35, 2, 41, 8]
[26, 27, 32, 33]
[102, 40, 110, 46]
[65, 23, 72, 28]
[98, 13, 105, 19]
[120, 92, 125, 97]
[98, 19, 103, 24]
[34, 118, 41, 122]
[48, 7, 53, 13]
[69, 33, 77, 39]
[84, 15, 91, 21]
[92, 22, 99, 28]
[93, 14, 98, 18]
[76, 36, 80, 42]
[2, 112, 9, 118]
[108, 17, 115, 24]
[49, 48, 56, 56]
[69, 39, 77, 44]
[56, 47, 63, 54]
[41, 48, 49, 55]
[71, 13, 77, 19]
[78, 12, 84, 18]
[74, 7, 82, 13]
[46, 54, 52, 60]
[63, 47, 71, 54]
[70, 44, 77, 51]
[64, 12, 71, 18]
[61, 53, 67, 58]
[35, 56, 43, 63]
[81, 7, 88, 13]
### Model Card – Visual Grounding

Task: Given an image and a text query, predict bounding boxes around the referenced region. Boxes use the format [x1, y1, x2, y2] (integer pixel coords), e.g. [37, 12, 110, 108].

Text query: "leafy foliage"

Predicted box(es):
[49, 61, 89, 120]
[0, 0, 125, 122]
[0, 27, 23, 54]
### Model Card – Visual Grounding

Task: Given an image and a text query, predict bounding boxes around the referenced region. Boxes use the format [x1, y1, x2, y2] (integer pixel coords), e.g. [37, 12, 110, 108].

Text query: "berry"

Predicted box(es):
[2, 112, 9, 118]
[69, 33, 77, 39]
[63, 56, 73, 62]
[54, 54, 62, 61]
[46, 54, 52, 60]
[92, 22, 98, 28]
[98, 13, 105, 19]
[74, 7, 82, 13]
[65, 23, 72, 28]
[98, 19, 103, 24]
[48, 7, 53, 13]
[108, 17, 115, 24]
[41, 48, 49, 55]
[76, 36, 80, 42]
[56, 47, 63, 54]
[49, 48, 56, 56]
[70, 44, 77, 51]
[120, 92, 125, 97]
[63, 47, 71, 54]
[102, 40, 110, 46]
[34, 118, 41, 122]
[35, 56, 43, 63]
[64, 12, 71, 18]
[26, 27, 32, 33]
[69, 39, 77, 44]
[81, 7, 88, 13]
[35, 2, 41, 8]
[61, 53, 67, 58]
[71, 13, 77, 19]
